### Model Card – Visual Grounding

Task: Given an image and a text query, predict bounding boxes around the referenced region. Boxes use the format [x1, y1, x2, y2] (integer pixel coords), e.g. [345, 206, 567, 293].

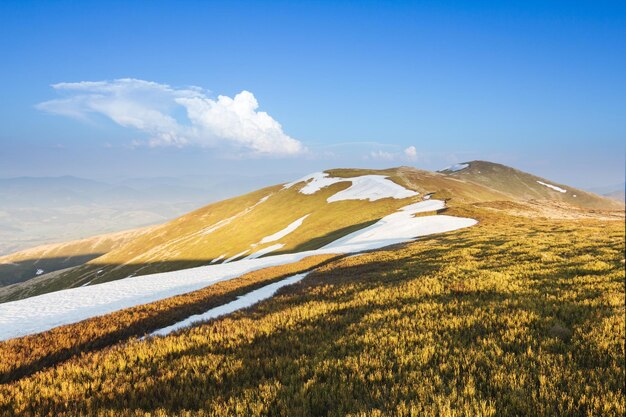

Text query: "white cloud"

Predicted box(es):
[404, 146, 417, 160]
[37, 78, 305, 156]
[369, 150, 396, 161]
[367, 146, 421, 162]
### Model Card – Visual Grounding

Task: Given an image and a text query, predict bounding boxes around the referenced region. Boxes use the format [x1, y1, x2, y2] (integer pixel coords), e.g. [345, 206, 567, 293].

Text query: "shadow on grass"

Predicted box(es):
[0, 255, 344, 384]
[86, 257, 620, 416]
[1, 220, 382, 298]
[0, 254, 105, 287]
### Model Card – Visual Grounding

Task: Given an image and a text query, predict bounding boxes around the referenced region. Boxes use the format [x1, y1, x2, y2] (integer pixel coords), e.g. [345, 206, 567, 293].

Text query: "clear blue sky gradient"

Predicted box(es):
[0, 0, 624, 188]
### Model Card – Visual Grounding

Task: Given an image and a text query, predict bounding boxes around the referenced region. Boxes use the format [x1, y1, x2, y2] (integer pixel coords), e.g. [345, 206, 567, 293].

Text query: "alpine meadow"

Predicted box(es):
[0, 162, 623, 416]
[0, 1, 625, 416]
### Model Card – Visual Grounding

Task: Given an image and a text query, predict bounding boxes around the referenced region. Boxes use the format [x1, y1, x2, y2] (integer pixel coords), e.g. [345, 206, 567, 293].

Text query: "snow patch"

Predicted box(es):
[0, 199, 476, 341]
[223, 250, 250, 263]
[399, 199, 446, 213]
[257, 195, 271, 204]
[151, 273, 308, 337]
[201, 216, 238, 235]
[327, 175, 418, 202]
[260, 215, 309, 244]
[210, 255, 225, 264]
[323, 200, 475, 252]
[283, 172, 340, 193]
[536, 181, 567, 193]
[441, 163, 469, 172]
[244, 244, 285, 260]
[284, 172, 418, 202]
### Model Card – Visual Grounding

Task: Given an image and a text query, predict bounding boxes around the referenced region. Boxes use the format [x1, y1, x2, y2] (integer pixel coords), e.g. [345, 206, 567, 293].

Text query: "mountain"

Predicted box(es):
[0, 162, 622, 415]
[0, 174, 289, 257]
[0, 176, 109, 207]
[0, 165, 513, 301]
[0, 226, 154, 299]
[438, 160, 624, 210]
[587, 181, 626, 196]
[0, 161, 621, 303]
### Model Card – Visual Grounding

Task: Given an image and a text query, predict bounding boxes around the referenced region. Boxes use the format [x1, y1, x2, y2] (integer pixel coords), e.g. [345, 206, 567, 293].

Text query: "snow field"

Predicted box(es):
[259, 215, 310, 244]
[283, 172, 418, 202]
[0, 200, 476, 341]
[151, 273, 308, 336]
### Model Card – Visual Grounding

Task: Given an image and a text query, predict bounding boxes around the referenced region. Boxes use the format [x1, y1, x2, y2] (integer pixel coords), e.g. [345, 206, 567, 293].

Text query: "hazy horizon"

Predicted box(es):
[0, 160, 624, 193]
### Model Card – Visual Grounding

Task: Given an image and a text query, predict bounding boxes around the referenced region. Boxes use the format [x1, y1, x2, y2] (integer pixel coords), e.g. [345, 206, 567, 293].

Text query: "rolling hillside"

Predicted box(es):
[0, 195, 623, 416]
[0, 162, 623, 416]
[1, 169, 438, 300]
[439, 160, 624, 209]
[605, 190, 625, 202]
[0, 175, 227, 257]
[0, 226, 155, 286]
[0, 162, 621, 303]
[0, 226, 155, 301]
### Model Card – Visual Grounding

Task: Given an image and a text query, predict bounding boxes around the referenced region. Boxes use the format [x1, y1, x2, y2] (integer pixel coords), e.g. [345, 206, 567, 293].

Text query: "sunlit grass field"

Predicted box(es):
[0, 206, 623, 416]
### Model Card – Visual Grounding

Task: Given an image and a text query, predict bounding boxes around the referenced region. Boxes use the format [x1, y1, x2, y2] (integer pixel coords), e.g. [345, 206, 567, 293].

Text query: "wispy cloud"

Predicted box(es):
[37, 78, 305, 156]
[369, 150, 397, 161]
[366, 145, 422, 162]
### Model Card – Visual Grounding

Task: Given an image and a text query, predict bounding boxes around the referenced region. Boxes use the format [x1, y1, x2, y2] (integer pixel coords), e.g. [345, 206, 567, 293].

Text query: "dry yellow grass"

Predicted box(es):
[0, 254, 339, 384]
[0, 226, 154, 289]
[0, 205, 623, 416]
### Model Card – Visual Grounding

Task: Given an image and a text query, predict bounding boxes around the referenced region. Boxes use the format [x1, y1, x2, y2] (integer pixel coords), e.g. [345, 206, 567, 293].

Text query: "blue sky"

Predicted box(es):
[0, 0, 624, 188]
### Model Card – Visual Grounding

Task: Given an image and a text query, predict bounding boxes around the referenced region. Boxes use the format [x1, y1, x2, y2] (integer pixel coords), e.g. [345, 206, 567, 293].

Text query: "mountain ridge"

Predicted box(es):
[439, 160, 623, 210]
[0, 161, 622, 302]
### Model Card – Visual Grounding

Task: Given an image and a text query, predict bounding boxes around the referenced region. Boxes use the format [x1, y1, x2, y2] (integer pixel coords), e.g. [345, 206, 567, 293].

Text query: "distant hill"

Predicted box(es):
[0, 226, 154, 299]
[604, 190, 625, 202]
[438, 160, 624, 210]
[0, 173, 292, 257]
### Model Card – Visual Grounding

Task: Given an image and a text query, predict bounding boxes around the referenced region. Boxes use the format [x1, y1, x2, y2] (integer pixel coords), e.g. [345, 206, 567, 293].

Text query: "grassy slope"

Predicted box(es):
[0, 204, 623, 416]
[443, 160, 623, 210]
[0, 267, 79, 303]
[0, 226, 154, 287]
[0, 254, 340, 384]
[37, 180, 420, 292]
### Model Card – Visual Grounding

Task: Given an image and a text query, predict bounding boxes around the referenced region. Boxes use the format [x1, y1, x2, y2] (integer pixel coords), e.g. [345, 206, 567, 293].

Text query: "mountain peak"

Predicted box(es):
[438, 160, 623, 210]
